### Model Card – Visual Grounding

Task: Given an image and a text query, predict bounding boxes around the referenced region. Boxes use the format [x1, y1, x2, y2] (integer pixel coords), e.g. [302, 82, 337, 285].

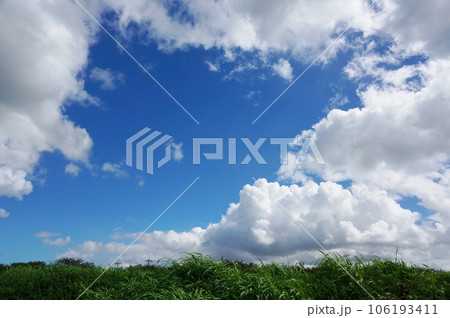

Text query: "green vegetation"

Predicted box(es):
[0, 254, 448, 300]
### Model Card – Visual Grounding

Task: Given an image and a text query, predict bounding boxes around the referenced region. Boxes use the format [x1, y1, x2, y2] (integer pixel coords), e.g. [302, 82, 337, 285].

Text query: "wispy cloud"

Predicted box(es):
[36, 231, 59, 238]
[89, 67, 124, 90]
[325, 93, 349, 113]
[223, 62, 258, 81]
[102, 162, 129, 179]
[245, 90, 261, 106]
[171, 142, 184, 161]
[205, 61, 219, 72]
[137, 176, 145, 187]
[65, 163, 81, 177]
[0, 209, 9, 219]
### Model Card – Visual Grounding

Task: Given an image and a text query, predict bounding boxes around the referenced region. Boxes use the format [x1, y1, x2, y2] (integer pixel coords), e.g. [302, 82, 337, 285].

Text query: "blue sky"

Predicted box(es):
[1, 0, 450, 269]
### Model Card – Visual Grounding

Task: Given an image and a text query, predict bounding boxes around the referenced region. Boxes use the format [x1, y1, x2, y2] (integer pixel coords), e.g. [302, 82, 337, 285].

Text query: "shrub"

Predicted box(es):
[55, 257, 94, 268]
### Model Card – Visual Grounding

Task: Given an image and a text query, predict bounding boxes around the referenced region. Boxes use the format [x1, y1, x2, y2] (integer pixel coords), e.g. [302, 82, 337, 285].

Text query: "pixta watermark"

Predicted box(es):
[126, 127, 325, 175]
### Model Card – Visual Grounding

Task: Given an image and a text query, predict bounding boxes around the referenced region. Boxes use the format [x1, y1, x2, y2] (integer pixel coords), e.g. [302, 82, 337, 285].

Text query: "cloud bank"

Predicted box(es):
[61, 178, 447, 268]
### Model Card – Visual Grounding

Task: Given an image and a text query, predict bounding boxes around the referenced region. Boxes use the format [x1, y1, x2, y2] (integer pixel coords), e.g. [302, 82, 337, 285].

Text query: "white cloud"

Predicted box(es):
[42, 236, 71, 247]
[205, 61, 219, 72]
[94, 0, 450, 78]
[89, 67, 124, 90]
[65, 163, 81, 177]
[0, 166, 32, 199]
[37, 231, 70, 246]
[0, 208, 9, 219]
[327, 93, 349, 110]
[171, 142, 184, 161]
[246, 90, 261, 106]
[0, 0, 94, 199]
[60, 178, 449, 268]
[36, 231, 59, 238]
[272, 58, 293, 81]
[246, 90, 260, 99]
[101, 0, 376, 62]
[376, 0, 450, 58]
[102, 162, 129, 179]
[223, 62, 258, 81]
[137, 176, 145, 187]
[276, 45, 450, 271]
[281, 58, 450, 212]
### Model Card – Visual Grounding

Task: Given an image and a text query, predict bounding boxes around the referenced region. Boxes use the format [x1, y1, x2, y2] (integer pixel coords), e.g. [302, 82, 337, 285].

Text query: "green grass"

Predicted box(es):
[0, 254, 448, 299]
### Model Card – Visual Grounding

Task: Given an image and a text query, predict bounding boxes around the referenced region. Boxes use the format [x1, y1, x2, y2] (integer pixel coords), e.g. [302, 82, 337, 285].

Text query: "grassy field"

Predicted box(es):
[0, 254, 449, 300]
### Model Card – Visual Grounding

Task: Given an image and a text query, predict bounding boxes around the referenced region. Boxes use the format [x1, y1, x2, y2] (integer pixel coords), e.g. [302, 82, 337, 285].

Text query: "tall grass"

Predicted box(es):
[0, 254, 448, 300]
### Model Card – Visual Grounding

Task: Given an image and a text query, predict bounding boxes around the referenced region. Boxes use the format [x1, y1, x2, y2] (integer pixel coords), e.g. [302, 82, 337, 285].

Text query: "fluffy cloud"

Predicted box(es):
[377, 0, 450, 58]
[36, 231, 71, 247]
[60, 178, 448, 268]
[279, 58, 450, 215]
[99, 0, 379, 62]
[42, 236, 71, 247]
[89, 67, 124, 90]
[102, 162, 129, 179]
[276, 0, 450, 269]
[65, 163, 81, 177]
[62, 228, 204, 263]
[0, 209, 10, 219]
[91, 0, 450, 78]
[0, 166, 32, 199]
[3, 0, 448, 200]
[0, 0, 94, 198]
[272, 58, 293, 81]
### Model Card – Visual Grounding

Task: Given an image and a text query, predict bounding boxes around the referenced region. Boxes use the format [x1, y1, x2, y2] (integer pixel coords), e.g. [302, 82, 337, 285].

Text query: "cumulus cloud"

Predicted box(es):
[91, 0, 450, 77]
[0, 166, 32, 199]
[89, 67, 124, 90]
[43, 236, 71, 247]
[280, 58, 450, 214]
[0, 0, 94, 199]
[102, 162, 129, 179]
[65, 163, 81, 177]
[377, 0, 450, 58]
[276, 2, 450, 269]
[100, 0, 377, 61]
[60, 178, 448, 268]
[36, 231, 70, 246]
[0, 208, 9, 219]
[62, 228, 204, 264]
[272, 58, 293, 81]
